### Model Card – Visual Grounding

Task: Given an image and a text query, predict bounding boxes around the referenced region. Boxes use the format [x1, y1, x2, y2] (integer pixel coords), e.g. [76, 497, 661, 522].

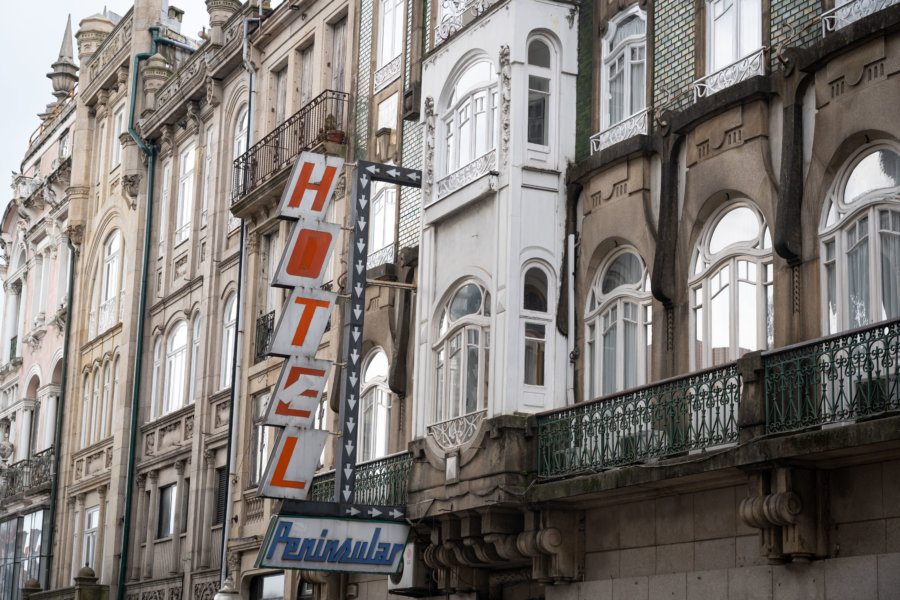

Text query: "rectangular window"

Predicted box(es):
[331, 18, 347, 92]
[158, 484, 176, 539]
[175, 146, 195, 245]
[111, 109, 124, 167]
[250, 393, 270, 487]
[83, 506, 99, 568]
[274, 67, 288, 125]
[300, 45, 314, 107]
[524, 322, 546, 385]
[214, 467, 227, 526]
[159, 161, 172, 257]
[201, 130, 213, 228]
[378, 0, 404, 67]
[527, 76, 549, 145]
[708, 0, 762, 73]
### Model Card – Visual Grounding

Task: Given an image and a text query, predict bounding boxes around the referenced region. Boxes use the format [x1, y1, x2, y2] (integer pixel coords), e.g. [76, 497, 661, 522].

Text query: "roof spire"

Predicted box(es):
[58, 14, 75, 64]
[47, 15, 78, 105]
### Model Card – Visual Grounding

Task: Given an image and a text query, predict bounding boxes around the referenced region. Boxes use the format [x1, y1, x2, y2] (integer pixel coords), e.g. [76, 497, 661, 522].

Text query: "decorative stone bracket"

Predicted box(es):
[739, 467, 827, 562]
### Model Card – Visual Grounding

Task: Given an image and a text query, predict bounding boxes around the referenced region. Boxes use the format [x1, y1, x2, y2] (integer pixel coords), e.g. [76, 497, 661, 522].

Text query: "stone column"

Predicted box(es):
[44, 395, 57, 450]
[94, 485, 107, 578]
[199, 450, 216, 568]
[62, 496, 76, 585]
[3, 282, 20, 362]
[143, 470, 160, 579]
[72, 493, 86, 573]
[171, 460, 186, 574]
[18, 408, 32, 461]
[130, 474, 147, 581]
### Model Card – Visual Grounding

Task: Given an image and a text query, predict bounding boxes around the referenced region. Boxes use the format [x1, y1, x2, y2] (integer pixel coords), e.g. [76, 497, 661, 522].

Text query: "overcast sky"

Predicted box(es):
[0, 0, 209, 212]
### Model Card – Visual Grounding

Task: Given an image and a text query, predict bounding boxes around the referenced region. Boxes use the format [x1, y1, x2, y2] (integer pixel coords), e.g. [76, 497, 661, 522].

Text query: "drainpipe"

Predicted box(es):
[45, 237, 75, 589]
[117, 26, 195, 600]
[219, 13, 260, 587]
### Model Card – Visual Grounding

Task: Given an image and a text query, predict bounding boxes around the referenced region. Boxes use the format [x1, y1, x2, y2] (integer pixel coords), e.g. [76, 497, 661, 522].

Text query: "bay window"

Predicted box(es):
[434, 281, 491, 423]
[442, 60, 498, 175]
[690, 203, 773, 368]
[820, 144, 900, 334]
[585, 250, 652, 398]
[602, 8, 646, 129]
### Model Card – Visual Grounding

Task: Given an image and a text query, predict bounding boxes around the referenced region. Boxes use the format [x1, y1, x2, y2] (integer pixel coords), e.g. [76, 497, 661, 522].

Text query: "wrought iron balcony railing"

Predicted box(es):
[537, 364, 741, 480]
[764, 318, 900, 434]
[694, 48, 767, 101]
[1, 447, 54, 498]
[254, 310, 276, 364]
[306, 451, 413, 505]
[822, 0, 900, 35]
[231, 89, 350, 203]
[590, 109, 650, 155]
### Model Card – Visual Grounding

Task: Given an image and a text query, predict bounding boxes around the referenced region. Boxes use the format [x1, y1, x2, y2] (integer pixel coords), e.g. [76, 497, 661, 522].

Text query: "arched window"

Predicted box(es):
[101, 362, 111, 440]
[434, 281, 491, 422]
[442, 59, 498, 175]
[221, 294, 237, 390]
[165, 322, 188, 415]
[690, 203, 773, 368]
[523, 266, 551, 386]
[80, 375, 90, 448]
[90, 368, 100, 443]
[526, 39, 553, 147]
[112, 357, 120, 434]
[585, 249, 652, 398]
[602, 7, 646, 129]
[151, 338, 162, 418]
[99, 230, 122, 333]
[233, 107, 249, 159]
[190, 315, 201, 404]
[359, 350, 391, 462]
[820, 144, 900, 334]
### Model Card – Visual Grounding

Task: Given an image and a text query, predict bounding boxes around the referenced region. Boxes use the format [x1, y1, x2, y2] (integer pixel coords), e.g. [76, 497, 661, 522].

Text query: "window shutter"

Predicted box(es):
[215, 467, 227, 525]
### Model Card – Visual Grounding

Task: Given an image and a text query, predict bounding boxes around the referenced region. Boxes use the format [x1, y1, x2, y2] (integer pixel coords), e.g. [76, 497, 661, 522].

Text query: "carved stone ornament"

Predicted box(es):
[499, 45, 511, 168]
[423, 96, 436, 199]
[186, 101, 203, 135]
[205, 76, 222, 107]
[66, 224, 84, 255]
[122, 174, 142, 203]
[160, 124, 176, 155]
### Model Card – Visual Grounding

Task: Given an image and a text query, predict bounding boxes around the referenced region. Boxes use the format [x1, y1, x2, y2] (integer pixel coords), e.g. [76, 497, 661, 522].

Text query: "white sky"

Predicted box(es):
[0, 0, 209, 212]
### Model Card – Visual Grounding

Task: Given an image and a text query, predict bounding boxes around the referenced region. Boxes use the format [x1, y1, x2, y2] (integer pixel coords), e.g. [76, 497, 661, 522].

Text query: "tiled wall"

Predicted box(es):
[653, 0, 695, 113]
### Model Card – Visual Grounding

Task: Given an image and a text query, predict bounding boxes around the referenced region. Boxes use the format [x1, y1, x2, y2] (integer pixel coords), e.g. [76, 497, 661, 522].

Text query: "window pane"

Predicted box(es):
[602, 309, 617, 395]
[528, 76, 549, 145]
[448, 334, 462, 418]
[450, 284, 482, 320]
[738, 279, 758, 354]
[623, 306, 638, 389]
[527, 40, 551, 67]
[848, 226, 870, 328]
[712, 0, 736, 70]
[609, 61, 624, 125]
[603, 252, 643, 293]
[524, 323, 546, 386]
[880, 224, 900, 321]
[845, 149, 900, 204]
[465, 329, 480, 413]
[710, 267, 730, 366]
[709, 207, 760, 254]
[629, 50, 645, 116]
[523, 268, 548, 311]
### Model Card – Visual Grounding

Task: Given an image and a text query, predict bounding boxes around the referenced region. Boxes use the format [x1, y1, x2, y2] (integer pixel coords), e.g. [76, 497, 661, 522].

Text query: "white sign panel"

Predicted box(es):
[271, 220, 341, 289]
[276, 153, 344, 221]
[257, 427, 329, 500]
[268, 287, 336, 358]
[257, 515, 411, 574]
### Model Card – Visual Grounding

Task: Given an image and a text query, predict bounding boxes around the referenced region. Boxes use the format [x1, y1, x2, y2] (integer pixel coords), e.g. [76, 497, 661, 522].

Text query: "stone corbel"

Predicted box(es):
[739, 467, 826, 562]
[122, 174, 142, 208]
[186, 101, 203, 136]
[160, 124, 176, 156]
[517, 510, 582, 583]
[205, 76, 222, 108]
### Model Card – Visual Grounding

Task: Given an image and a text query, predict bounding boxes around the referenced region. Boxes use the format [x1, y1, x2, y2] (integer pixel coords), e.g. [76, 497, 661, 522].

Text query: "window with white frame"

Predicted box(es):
[523, 266, 552, 386]
[300, 45, 315, 107]
[231, 107, 249, 219]
[221, 294, 237, 390]
[175, 145, 195, 245]
[160, 161, 172, 255]
[201, 129, 213, 228]
[602, 8, 646, 129]
[359, 350, 391, 462]
[706, 0, 761, 74]
[83, 506, 99, 568]
[690, 203, 773, 368]
[250, 392, 270, 487]
[442, 59, 498, 175]
[369, 180, 396, 263]
[585, 250, 652, 398]
[820, 144, 900, 334]
[527, 39, 553, 147]
[190, 315, 201, 404]
[378, 0, 404, 67]
[274, 66, 288, 125]
[165, 321, 188, 415]
[434, 281, 491, 423]
[101, 230, 121, 331]
[157, 484, 176, 538]
[112, 108, 124, 167]
[101, 362, 111, 440]
[151, 338, 162, 418]
[90, 368, 100, 443]
[233, 108, 249, 159]
[80, 375, 89, 448]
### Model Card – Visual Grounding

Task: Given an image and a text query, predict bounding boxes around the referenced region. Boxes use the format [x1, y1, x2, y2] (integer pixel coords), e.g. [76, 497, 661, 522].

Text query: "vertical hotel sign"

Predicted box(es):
[257, 152, 343, 500]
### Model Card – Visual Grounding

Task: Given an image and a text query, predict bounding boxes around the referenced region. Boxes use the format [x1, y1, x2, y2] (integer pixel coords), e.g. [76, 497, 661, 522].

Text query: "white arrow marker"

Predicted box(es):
[349, 373, 358, 387]
[365, 164, 378, 174]
[344, 465, 353, 478]
[350, 349, 359, 364]
[357, 217, 367, 230]
[359, 194, 368, 208]
[354, 283, 364, 297]
[347, 506, 360, 516]
[345, 439, 355, 455]
[346, 417, 356, 433]
[386, 168, 399, 177]
[389, 508, 404, 519]
[367, 507, 382, 518]
[357, 237, 366, 253]
[343, 486, 352, 501]
[348, 395, 357, 409]
[360, 174, 369, 186]
[356, 260, 364, 275]
[408, 171, 421, 181]
[352, 327, 361, 341]
[353, 304, 362, 319]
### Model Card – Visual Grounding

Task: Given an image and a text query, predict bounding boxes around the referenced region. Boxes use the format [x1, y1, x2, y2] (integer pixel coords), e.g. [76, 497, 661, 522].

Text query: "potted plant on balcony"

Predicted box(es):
[323, 113, 345, 144]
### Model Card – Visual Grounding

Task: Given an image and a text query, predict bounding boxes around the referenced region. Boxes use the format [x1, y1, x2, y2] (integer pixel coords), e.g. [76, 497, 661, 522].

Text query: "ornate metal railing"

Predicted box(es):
[254, 311, 275, 364]
[434, 0, 501, 45]
[590, 109, 650, 155]
[231, 89, 350, 202]
[694, 48, 766, 100]
[367, 243, 396, 270]
[764, 318, 900, 434]
[124, 574, 182, 600]
[374, 55, 402, 93]
[98, 296, 117, 334]
[435, 149, 497, 199]
[428, 409, 487, 450]
[2, 447, 54, 498]
[822, 0, 899, 34]
[305, 452, 413, 505]
[537, 364, 741, 479]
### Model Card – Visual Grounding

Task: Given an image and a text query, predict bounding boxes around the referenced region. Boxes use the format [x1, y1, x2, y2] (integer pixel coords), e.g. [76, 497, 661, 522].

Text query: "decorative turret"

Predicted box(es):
[141, 52, 173, 114]
[75, 11, 115, 64]
[47, 15, 78, 101]
[205, 0, 242, 47]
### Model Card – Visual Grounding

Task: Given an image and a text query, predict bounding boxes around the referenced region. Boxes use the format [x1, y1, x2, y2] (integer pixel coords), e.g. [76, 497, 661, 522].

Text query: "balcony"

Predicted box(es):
[231, 89, 350, 203]
[306, 451, 413, 505]
[822, 0, 900, 35]
[693, 48, 766, 101]
[590, 109, 650, 155]
[1, 447, 54, 498]
[537, 365, 741, 480]
[254, 310, 275, 364]
[764, 318, 900, 434]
